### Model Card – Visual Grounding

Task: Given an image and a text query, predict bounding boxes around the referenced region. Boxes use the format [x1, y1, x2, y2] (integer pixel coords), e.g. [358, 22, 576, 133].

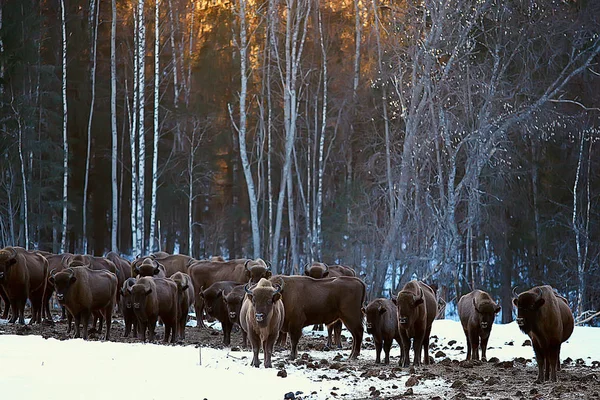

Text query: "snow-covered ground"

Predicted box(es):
[0, 319, 598, 400]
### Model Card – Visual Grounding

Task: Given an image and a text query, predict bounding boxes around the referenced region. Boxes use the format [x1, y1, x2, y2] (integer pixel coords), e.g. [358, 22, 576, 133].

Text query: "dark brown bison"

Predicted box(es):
[42, 253, 72, 320]
[457, 290, 501, 361]
[513, 285, 574, 382]
[120, 278, 138, 338]
[200, 281, 244, 345]
[64, 254, 119, 276]
[170, 271, 194, 339]
[363, 298, 403, 364]
[131, 277, 179, 343]
[395, 280, 437, 367]
[269, 275, 365, 360]
[49, 266, 117, 340]
[240, 278, 285, 368]
[223, 284, 248, 347]
[303, 262, 356, 348]
[0, 246, 48, 324]
[187, 257, 271, 328]
[134, 258, 167, 278]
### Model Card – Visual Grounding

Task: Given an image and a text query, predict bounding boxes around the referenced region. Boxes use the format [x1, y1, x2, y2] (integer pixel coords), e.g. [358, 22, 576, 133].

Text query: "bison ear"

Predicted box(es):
[304, 269, 310, 276]
[145, 288, 152, 295]
[414, 298, 424, 306]
[391, 298, 397, 305]
[272, 292, 281, 302]
[8, 257, 17, 267]
[534, 298, 545, 309]
[322, 271, 329, 278]
[512, 298, 519, 307]
[361, 306, 366, 314]
[69, 276, 77, 284]
[495, 305, 501, 313]
[181, 284, 189, 292]
[379, 307, 387, 315]
[217, 290, 223, 298]
[48, 276, 55, 285]
[265, 270, 272, 279]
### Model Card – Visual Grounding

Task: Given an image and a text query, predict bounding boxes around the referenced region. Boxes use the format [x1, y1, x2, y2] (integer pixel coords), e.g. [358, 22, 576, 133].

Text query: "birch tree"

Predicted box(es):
[231, 0, 260, 258]
[111, 0, 118, 251]
[60, 0, 69, 253]
[137, 0, 147, 253]
[149, 0, 160, 252]
[83, 0, 100, 253]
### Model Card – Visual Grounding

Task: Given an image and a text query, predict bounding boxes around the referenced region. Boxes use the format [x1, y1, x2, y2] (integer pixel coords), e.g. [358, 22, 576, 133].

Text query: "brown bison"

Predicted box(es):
[120, 278, 138, 338]
[269, 275, 365, 360]
[223, 284, 248, 347]
[187, 257, 271, 328]
[304, 262, 356, 348]
[457, 290, 501, 361]
[395, 280, 437, 367]
[42, 253, 72, 320]
[240, 278, 285, 368]
[49, 266, 117, 340]
[134, 258, 167, 278]
[131, 277, 179, 343]
[363, 298, 403, 364]
[64, 254, 119, 276]
[200, 281, 244, 345]
[513, 285, 574, 382]
[0, 246, 48, 324]
[170, 271, 194, 339]
[131, 253, 191, 278]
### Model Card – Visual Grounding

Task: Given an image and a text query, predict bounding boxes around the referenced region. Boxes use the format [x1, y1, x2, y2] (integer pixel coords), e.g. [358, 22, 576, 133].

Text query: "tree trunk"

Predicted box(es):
[111, 0, 118, 252]
[167, 0, 181, 150]
[137, 0, 146, 254]
[15, 106, 29, 250]
[83, 0, 99, 254]
[149, 0, 160, 252]
[60, 0, 69, 253]
[130, 4, 139, 255]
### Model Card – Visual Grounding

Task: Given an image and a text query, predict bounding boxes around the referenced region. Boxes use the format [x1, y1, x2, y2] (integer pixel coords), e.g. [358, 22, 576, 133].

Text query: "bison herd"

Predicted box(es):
[0, 246, 575, 383]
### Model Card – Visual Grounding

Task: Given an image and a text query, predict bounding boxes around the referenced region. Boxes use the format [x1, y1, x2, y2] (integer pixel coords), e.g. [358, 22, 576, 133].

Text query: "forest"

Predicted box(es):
[0, 0, 599, 324]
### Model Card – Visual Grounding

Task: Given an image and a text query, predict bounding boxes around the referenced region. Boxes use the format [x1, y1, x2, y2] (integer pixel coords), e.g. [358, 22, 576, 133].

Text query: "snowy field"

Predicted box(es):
[0, 318, 598, 400]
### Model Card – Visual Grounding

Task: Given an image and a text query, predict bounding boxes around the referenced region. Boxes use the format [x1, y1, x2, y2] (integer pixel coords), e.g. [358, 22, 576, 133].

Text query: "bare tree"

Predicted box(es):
[149, 0, 161, 252]
[111, 0, 118, 252]
[59, 0, 69, 253]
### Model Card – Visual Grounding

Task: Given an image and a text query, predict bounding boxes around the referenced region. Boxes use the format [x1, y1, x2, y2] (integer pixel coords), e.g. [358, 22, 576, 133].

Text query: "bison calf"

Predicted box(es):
[223, 284, 248, 347]
[395, 280, 436, 367]
[513, 285, 574, 383]
[457, 290, 501, 361]
[131, 277, 179, 343]
[200, 281, 244, 345]
[363, 298, 403, 364]
[240, 278, 284, 368]
[121, 278, 138, 338]
[49, 266, 117, 340]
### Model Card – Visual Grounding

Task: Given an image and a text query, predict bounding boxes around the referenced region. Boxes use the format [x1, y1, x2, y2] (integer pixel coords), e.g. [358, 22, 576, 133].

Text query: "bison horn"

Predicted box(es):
[265, 260, 272, 270]
[512, 286, 520, 299]
[303, 263, 310, 273]
[244, 283, 253, 295]
[245, 259, 252, 271]
[535, 287, 543, 301]
[324, 263, 330, 273]
[7, 247, 17, 259]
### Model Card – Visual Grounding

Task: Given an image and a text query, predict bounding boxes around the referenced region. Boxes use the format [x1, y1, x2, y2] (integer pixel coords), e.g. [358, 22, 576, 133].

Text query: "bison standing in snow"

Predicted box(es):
[457, 289, 501, 361]
[363, 298, 403, 364]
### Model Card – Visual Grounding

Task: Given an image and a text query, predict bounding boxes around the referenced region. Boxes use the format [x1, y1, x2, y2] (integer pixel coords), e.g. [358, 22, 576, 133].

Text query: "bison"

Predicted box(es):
[363, 298, 403, 364]
[131, 277, 179, 343]
[513, 285, 574, 382]
[395, 280, 437, 367]
[134, 258, 167, 278]
[0, 246, 48, 324]
[457, 289, 501, 361]
[49, 266, 117, 340]
[269, 275, 365, 360]
[187, 257, 271, 328]
[170, 271, 194, 340]
[42, 253, 72, 321]
[240, 278, 285, 368]
[223, 284, 248, 347]
[304, 262, 356, 349]
[121, 278, 138, 338]
[200, 281, 244, 345]
[131, 253, 191, 278]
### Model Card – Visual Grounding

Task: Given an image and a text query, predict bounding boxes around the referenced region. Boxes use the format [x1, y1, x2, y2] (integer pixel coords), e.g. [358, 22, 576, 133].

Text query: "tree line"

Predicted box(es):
[1, 0, 599, 324]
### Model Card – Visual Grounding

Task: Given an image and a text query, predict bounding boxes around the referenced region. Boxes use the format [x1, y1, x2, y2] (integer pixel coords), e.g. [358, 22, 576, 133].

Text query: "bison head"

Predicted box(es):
[223, 288, 244, 323]
[513, 287, 545, 334]
[396, 288, 424, 326]
[362, 300, 386, 334]
[136, 258, 164, 277]
[48, 268, 77, 304]
[0, 247, 18, 282]
[244, 258, 272, 283]
[131, 282, 153, 312]
[244, 279, 282, 327]
[473, 298, 501, 330]
[121, 278, 137, 309]
[200, 285, 224, 317]
[304, 262, 329, 278]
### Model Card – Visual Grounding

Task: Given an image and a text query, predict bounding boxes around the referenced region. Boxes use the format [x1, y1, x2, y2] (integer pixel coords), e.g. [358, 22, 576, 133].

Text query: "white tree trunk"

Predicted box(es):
[188, 130, 195, 258]
[574, 131, 585, 317]
[167, 0, 181, 149]
[149, 0, 160, 252]
[137, 0, 146, 253]
[130, 4, 139, 255]
[83, 0, 99, 254]
[234, 0, 261, 258]
[60, 0, 69, 253]
[14, 107, 29, 250]
[111, 0, 118, 251]
[287, 165, 298, 274]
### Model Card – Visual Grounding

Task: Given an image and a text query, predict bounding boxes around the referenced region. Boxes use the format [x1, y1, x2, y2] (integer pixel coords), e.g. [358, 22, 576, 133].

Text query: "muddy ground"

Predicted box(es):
[1, 312, 599, 400]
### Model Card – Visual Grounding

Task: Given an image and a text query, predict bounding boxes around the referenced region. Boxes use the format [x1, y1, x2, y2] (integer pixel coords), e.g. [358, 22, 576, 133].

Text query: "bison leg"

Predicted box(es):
[480, 334, 490, 362]
[138, 320, 147, 342]
[223, 320, 233, 346]
[66, 311, 73, 334]
[383, 339, 393, 364]
[249, 331, 261, 367]
[148, 318, 157, 342]
[464, 330, 471, 360]
[288, 329, 303, 360]
[413, 335, 424, 366]
[194, 299, 206, 329]
[124, 315, 132, 337]
[0, 286, 10, 319]
[103, 306, 112, 341]
[81, 311, 91, 340]
[532, 339, 545, 383]
[374, 339, 382, 364]
[346, 321, 363, 359]
[423, 325, 433, 365]
[469, 330, 480, 361]
[334, 321, 343, 348]
[399, 331, 411, 367]
[164, 324, 172, 343]
[73, 313, 82, 338]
